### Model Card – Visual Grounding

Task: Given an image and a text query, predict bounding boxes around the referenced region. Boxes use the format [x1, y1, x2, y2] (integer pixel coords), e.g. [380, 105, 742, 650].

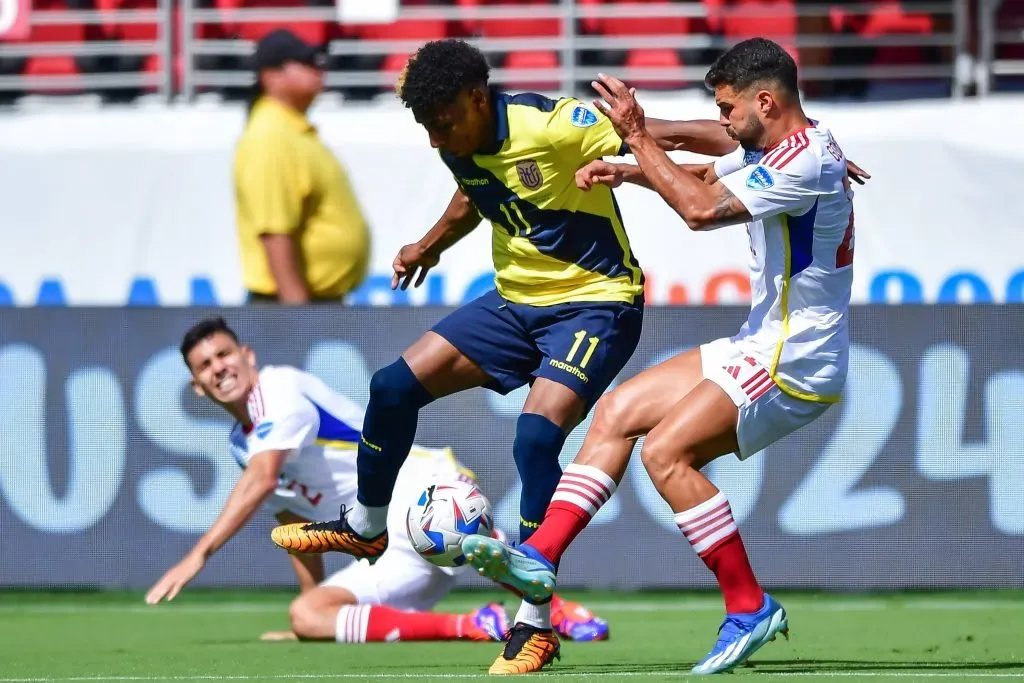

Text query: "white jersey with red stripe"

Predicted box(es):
[228, 365, 465, 561]
[713, 123, 854, 403]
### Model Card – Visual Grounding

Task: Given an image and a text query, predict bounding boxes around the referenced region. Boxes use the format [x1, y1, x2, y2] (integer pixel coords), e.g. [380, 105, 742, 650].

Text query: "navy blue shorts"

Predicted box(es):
[432, 289, 643, 408]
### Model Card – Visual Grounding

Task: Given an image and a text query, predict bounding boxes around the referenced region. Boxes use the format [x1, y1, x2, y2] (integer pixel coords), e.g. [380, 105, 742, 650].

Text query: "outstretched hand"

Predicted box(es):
[591, 73, 647, 144]
[845, 159, 871, 185]
[391, 243, 440, 291]
[145, 553, 205, 605]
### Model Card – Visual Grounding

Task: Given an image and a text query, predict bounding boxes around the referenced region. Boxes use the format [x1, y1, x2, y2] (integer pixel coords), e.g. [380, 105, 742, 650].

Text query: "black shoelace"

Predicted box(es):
[502, 623, 542, 659]
[300, 504, 351, 532]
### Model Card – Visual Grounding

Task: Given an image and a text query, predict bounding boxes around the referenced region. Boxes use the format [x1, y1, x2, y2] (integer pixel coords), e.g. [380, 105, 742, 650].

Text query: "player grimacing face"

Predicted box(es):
[420, 88, 492, 158]
[186, 332, 259, 408]
[714, 84, 769, 151]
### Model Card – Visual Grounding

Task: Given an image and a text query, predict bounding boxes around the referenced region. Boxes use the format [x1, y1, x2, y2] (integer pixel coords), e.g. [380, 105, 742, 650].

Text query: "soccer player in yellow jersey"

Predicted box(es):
[270, 39, 763, 674]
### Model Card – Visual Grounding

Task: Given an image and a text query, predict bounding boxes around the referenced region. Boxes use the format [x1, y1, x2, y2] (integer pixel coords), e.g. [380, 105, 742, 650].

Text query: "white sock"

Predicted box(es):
[348, 501, 388, 536]
[335, 605, 370, 643]
[514, 599, 552, 630]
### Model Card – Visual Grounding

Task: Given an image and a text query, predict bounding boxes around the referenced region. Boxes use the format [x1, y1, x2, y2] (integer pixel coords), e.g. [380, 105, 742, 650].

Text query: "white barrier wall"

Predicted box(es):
[1, 94, 1022, 306]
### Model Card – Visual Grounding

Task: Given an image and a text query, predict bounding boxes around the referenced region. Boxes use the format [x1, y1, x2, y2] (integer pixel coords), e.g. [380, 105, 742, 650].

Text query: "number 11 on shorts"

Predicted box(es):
[567, 330, 600, 369]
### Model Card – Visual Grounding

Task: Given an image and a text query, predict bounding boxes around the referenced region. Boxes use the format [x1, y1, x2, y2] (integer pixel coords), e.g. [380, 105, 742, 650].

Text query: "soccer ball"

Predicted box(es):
[406, 480, 493, 567]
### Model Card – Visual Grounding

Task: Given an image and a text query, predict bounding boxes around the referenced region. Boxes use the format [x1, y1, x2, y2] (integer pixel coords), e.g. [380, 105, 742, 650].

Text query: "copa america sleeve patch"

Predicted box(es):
[571, 105, 599, 127]
[746, 166, 775, 190]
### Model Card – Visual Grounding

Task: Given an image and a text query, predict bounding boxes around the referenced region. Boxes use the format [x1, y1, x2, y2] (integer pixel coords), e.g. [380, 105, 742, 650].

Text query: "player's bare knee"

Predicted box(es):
[288, 594, 318, 639]
[592, 389, 634, 439]
[640, 436, 688, 489]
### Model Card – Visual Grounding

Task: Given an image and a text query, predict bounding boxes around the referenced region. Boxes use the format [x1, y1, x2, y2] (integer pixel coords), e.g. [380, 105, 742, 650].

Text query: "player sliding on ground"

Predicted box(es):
[461, 38, 859, 675]
[146, 318, 518, 643]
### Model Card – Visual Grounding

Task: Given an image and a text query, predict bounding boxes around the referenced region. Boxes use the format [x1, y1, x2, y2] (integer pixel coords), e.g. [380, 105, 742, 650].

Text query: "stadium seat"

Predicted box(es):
[21, 0, 86, 43]
[24, 56, 82, 94]
[719, 0, 796, 46]
[589, 0, 696, 39]
[997, 0, 1024, 61]
[502, 50, 559, 91]
[624, 48, 686, 90]
[381, 52, 412, 75]
[467, 0, 560, 39]
[217, 0, 329, 46]
[846, 2, 933, 67]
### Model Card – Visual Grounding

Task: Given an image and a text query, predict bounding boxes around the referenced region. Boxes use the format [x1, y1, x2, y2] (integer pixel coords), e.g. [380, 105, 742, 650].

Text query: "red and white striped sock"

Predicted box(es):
[335, 605, 461, 643]
[525, 463, 617, 565]
[674, 491, 764, 615]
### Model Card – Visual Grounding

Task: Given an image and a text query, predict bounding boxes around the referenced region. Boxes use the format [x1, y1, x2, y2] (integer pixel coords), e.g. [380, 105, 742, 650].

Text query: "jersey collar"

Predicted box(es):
[251, 96, 315, 133]
[478, 88, 510, 155]
[763, 121, 815, 153]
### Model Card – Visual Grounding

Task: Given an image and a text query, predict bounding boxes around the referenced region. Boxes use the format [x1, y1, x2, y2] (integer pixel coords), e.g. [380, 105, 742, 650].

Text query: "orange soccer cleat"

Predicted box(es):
[270, 506, 388, 562]
[488, 623, 560, 675]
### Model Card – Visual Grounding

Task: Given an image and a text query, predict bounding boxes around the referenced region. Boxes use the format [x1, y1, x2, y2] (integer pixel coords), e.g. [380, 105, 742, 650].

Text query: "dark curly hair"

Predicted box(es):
[704, 38, 799, 96]
[180, 317, 239, 366]
[396, 39, 490, 122]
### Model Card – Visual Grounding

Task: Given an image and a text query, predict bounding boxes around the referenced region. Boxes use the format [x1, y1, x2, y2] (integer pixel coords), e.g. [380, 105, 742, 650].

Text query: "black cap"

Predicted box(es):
[252, 28, 326, 72]
[247, 29, 326, 113]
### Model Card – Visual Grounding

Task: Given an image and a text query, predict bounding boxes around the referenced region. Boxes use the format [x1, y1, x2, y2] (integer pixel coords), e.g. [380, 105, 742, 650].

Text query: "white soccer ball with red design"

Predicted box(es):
[406, 480, 493, 567]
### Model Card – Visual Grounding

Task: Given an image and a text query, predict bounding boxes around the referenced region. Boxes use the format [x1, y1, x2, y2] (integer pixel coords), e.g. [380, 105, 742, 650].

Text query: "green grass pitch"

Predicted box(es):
[2, 590, 1022, 682]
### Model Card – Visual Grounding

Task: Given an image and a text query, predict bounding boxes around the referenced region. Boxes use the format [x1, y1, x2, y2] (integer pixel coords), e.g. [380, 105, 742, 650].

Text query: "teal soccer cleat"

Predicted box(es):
[460, 535, 556, 603]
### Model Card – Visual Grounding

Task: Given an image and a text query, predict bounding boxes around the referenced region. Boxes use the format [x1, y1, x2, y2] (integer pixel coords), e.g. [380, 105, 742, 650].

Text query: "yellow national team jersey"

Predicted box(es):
[234, 98, 370, 299]
[440, 91, 644, 307]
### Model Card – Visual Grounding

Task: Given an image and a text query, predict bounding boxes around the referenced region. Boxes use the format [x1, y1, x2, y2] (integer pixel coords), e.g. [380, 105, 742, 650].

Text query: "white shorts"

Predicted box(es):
[700, 337, 832, 460]
[320, 548, 457, 612]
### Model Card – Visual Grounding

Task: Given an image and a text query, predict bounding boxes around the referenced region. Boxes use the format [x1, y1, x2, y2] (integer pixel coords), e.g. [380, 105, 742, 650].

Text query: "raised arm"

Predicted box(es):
[392, 187, 482, 290]
[576, 160, 717, 192]
[646, 118, 739, 157]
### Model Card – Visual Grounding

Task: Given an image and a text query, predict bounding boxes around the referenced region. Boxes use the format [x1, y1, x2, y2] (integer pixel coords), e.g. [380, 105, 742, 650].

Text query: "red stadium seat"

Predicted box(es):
[720, 0, 796, 43]
[217, 0, 328, 46]
[503, 50, 559, 91]
[590, 0, 696, 38]
[94, 0, 160, 41]
[16, 0, 85, 43]
[469, 0, 560, 39]
[24, 55, 81, 93]
[624, 48, 686, 90]
[846, 1, 933, 67]
[381, 52, 412, 74]
[354, 19, 450, 42]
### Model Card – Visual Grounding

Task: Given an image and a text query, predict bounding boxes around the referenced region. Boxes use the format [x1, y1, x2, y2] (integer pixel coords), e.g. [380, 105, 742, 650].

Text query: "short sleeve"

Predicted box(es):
[234, 134, 305, 235]
[548, 99, 626, 161]
[713, 146, 748, 179]
[246, 371, 319, 458]
[718, 152, 820, 221]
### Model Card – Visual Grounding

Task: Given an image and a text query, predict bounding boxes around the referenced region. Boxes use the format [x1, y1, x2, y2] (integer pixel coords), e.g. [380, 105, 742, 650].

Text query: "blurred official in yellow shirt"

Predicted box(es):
[234, 29, 370, 304]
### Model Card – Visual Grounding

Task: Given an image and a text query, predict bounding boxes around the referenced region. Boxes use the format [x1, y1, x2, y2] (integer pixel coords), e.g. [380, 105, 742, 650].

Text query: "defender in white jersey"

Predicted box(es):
[461, 39, 860, 675]
[145, 318, 509, 644]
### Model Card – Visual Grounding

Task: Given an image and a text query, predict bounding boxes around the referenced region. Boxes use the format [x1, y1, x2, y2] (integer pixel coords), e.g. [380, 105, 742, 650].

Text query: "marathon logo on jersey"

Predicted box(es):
[571, 105, 599, 128]
[746, 166, 775, 190]
[254, 421, 274, 439]
[516, 160, 543, 190]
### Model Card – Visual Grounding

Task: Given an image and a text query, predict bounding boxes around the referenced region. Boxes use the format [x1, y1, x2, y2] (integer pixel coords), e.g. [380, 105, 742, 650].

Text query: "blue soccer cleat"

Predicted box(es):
[460, 535, 556, 603]
[551, 595, 610, 642]
[465, 602, 511, 642]
[690, 593, 789, 675]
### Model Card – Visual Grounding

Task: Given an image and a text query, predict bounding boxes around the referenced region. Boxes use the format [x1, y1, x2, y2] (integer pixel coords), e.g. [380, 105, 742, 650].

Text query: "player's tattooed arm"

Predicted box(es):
[698, 183, 752, 231]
